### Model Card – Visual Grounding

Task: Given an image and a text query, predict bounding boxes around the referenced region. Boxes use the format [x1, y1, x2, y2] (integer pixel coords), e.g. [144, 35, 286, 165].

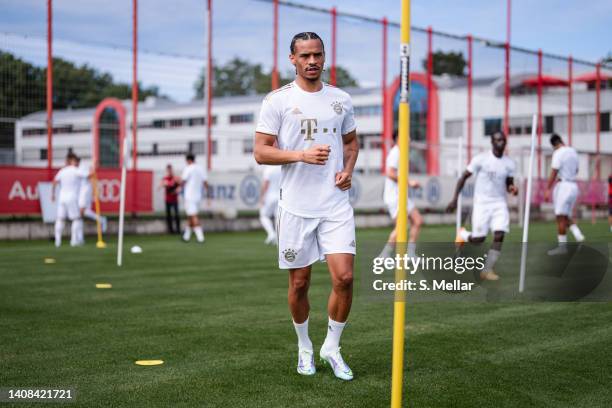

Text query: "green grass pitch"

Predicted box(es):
[1, 222, 611, 407]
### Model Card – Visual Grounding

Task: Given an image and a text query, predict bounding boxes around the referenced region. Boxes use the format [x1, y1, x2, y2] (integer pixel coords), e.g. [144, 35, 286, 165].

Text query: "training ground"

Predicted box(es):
[1, 222, 611, 407]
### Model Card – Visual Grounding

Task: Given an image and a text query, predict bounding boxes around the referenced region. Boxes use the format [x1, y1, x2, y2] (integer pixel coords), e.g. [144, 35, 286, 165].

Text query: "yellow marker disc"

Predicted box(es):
[44, 258, 56, 264]
[95, 283, 112, 289]
[135, 360, 164, 366]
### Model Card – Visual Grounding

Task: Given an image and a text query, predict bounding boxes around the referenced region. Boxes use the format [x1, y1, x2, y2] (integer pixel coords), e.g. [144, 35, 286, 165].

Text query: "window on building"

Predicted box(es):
[152, 143, 158, 155]
[484, 118, 502, 136]
[444, 120, 463, 138]
[229, 113, 254, 124]
[600, 112, 610, 132]
[169, 119, 183, 128]
[153, 119, 166, 128]
[544, 116, 554, 134]
[189, 117, 205, 126]
[243, 139, 253, 154]
[40, 149, 47, 160]
[354, 105, 382, 117]
[188, 140, 217, 156]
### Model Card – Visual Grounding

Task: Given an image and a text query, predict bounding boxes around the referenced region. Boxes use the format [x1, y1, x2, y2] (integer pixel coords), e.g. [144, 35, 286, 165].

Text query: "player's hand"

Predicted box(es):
[335, 171, 352, 191]
[508, 185, 519, 196]
[544, 188, 550, 201]
[301, 145, 330, 165]
[51, 193, 55, 202]
[446, 199, 457, 213]
[409, 179, 420, 188]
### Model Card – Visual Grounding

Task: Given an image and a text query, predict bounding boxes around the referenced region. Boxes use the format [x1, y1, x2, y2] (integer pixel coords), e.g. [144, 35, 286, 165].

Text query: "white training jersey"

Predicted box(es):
[181, 163, 207, 202]
[551, 145, 579, 182]
[383, 145, 402, 204]
[467, 151, 516, 205]
[77, 163, 91, 196]
[54, 165, 84, 203]
[262, 165, 281, 203]
[255, 81, 356, 218]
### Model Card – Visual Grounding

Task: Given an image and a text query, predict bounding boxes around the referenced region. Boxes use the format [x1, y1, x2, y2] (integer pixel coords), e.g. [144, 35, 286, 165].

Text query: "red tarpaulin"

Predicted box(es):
[573, 72, 612, 82]
[522, 75, 569, 87]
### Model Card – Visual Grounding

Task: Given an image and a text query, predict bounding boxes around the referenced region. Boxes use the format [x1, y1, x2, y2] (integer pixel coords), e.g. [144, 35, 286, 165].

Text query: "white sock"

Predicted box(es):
[259, 214, 275, 239]
[569, 224, 584, 242]
[293, 318, 313, 351]
[378, 242, 394, 259]
[83, 208, 98, 221]
[558, 234, 568, 246]
[460, 228, 472, 241]
[321, 317, 346, 352]
[71, 219, 83, 246]
[54, 219, 64, 247]
[194, 226, 204, 242]
[483, 249, 501, 272]
[183, 226, 192, 241]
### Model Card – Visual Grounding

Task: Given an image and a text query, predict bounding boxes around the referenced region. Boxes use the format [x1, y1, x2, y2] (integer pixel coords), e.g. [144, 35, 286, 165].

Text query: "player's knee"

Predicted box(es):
[333, 271, 353, 291]
[289, 277, 310, 295]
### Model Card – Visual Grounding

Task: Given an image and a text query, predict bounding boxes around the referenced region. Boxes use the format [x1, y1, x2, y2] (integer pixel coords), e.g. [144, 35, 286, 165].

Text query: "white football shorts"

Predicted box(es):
[385, 197, 416, 220]
[57, 200, 80, 221]
[471, 201, 509, 238]
[553, 181, 578, 216]
[184, 199, 201, 216]
[276, 205, 356, 269]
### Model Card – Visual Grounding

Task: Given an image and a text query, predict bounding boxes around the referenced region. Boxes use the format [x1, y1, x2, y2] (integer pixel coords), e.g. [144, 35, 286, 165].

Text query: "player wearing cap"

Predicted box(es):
[254, 32, 359, 380]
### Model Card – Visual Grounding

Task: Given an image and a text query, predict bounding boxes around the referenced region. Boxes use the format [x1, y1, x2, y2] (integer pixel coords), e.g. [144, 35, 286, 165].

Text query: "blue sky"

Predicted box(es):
[1, 0, 610, 101]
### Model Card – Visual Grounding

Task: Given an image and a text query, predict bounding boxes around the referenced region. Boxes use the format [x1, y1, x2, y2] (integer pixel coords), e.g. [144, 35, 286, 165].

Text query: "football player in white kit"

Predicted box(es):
[544, 134, 585, 255]
[180, 153, 208, 243]
[379, 132, 423, 259]
[253, 32, 359, 381]
[259, 164, 281, 245]
[447, 131, 518, 281]
[75, 157, 107, 244]
[51, 153, 85, 247]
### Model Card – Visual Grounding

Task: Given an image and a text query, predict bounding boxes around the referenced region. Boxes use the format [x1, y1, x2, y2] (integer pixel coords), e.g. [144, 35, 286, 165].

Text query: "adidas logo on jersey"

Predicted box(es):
[291, 107, 303, 115]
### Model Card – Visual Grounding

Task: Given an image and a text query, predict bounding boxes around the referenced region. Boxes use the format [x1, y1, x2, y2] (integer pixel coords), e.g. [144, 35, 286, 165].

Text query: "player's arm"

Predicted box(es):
[506, 177, 518, 196]
[253, 132, 330, 165]
[446, 170, 472, 212]
[335, 130, 359, 191]
[544, 169, 559, 201]
[386, 167, 420, 188]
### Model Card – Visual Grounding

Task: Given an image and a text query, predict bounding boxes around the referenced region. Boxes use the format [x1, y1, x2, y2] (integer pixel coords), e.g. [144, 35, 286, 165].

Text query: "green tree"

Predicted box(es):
[422, 51, 467, 76]
[194, 57, 359, 98]
[0, 50, 160, 149]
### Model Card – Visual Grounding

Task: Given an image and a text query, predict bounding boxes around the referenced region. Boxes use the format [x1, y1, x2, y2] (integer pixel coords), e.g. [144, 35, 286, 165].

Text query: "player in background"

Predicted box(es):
[160, 164, 181, 234]
[76, 157, 107, 244]
[447, 131, 518, 281]
[52, 153, 85, 247]
[179, 153, 208, 243]
[259, 164, 281, 245]
[608, 175, 612, 233]
[544, 134, 585, 255]
[378, 132, 423, 259]
[253, 32, 359, 380]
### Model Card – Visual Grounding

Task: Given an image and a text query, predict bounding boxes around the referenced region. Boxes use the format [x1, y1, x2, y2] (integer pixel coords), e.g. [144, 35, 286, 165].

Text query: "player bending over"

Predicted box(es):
[447, 131, 518, 281]
[179, 153, 208, 243]
[254, 32, 359, 380]
[52, 153, 86, 247]
[259, 164, 281, 245]
[379, 132, 423, 259]
[544, 134, 585, 255]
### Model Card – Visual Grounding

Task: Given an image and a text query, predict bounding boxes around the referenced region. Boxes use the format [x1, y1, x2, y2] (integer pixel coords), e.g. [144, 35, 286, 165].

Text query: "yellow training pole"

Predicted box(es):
[91, 171, 106, 248]
[391, 0, 411, 407]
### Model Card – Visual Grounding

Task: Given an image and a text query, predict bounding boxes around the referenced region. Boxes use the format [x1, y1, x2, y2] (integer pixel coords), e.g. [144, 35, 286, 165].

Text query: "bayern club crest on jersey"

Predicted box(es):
[331, 101, 343, 115]
[282, 249, 297, 262]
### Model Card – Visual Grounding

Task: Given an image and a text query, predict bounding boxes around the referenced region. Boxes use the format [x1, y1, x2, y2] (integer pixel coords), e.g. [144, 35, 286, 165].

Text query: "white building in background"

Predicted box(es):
[15, 74, 612, 179]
